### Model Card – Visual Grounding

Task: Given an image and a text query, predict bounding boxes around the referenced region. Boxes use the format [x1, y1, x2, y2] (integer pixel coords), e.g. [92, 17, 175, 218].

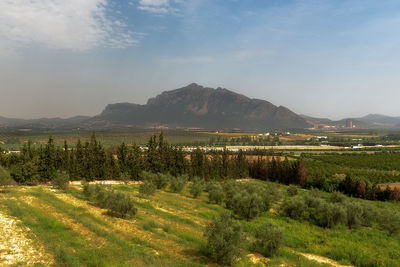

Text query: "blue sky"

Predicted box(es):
[1, 0, 400, 119]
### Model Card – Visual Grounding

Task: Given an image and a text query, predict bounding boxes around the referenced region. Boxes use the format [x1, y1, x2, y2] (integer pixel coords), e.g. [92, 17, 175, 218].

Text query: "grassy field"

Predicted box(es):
[0, 180, 399, 266]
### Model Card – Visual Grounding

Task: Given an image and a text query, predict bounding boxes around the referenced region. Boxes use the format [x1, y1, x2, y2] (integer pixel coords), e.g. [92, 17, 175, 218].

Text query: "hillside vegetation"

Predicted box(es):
[0, 179, 399, 266]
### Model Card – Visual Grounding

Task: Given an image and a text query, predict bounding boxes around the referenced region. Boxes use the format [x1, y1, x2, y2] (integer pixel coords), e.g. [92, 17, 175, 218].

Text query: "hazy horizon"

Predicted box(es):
[1, 0, 400, 120]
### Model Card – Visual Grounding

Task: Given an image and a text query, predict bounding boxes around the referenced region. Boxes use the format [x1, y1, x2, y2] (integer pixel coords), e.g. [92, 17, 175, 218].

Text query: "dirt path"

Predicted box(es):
[289, 249, 354, 267]
[0, 211, 53, 266]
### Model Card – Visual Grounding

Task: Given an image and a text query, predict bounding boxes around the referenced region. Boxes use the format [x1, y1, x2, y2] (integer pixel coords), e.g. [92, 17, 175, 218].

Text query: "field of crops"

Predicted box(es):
[0, 180, 399, 266]
[303, 152, 400, 185]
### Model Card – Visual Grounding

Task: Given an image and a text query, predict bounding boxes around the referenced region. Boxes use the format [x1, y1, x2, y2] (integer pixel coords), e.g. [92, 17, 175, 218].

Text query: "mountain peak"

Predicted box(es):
[96, 84, 309, 130]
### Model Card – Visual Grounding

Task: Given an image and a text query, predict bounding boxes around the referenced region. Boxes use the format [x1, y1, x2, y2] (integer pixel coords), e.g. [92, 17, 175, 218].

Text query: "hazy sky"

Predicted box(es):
[1, 0, 400, 120]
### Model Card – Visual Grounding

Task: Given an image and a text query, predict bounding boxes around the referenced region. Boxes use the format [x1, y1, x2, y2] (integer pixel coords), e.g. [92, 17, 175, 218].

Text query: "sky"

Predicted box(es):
[1, 0, 400, 120]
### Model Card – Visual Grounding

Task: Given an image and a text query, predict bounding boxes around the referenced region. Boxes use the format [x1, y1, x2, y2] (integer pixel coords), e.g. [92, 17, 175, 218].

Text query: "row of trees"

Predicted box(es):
[0, 133, 306, 186]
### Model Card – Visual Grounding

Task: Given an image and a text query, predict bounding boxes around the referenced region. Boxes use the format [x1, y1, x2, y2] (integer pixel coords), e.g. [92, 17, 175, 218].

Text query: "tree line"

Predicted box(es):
[0, 133, 306, 186]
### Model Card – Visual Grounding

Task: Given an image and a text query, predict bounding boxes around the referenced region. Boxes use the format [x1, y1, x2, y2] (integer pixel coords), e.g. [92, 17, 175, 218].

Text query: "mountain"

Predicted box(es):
[88, 83, 310, 131]
[0, 116, 90, 130]
[300, 115, 371, 129]
[357, 114, 400, 127]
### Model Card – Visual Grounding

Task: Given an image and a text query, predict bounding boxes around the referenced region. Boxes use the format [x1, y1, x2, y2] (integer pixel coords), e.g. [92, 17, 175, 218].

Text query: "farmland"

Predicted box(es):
[1, 131, 400, 266]
[1, 180, 399, 266]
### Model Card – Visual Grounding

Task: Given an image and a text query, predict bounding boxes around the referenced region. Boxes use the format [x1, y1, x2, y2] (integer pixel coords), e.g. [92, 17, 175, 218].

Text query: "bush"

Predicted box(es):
[51, 172, 69, 190]
[106, 191, 138, 218]
[253, 222, 284, 256]
[204, 211, 243, 265]
[377, 210, 400, 236]
[345, 202, 363, 229]
[359, 202, 376, 227]
[223, 180, 241, 209]
[287, 185, 298, 196]
[330, 191, 346, 203]
[281, 197, 306, 220]
[10, 162, 40, 185]
[0, 166, 11, 186]
[139, 180, 157, 197]
[189, 176, 204, 198]
[169, 174, 188, 193]
[208, 183, 225, 204]
[153, 173, 171, 189]
[315, 203, 347, 228]
[85, 184, 137, 218]
[82, 180, 93, 198]
[303, 193, 322, 209]
[120, 172, 131, 184]
[232, 191, 264, 221]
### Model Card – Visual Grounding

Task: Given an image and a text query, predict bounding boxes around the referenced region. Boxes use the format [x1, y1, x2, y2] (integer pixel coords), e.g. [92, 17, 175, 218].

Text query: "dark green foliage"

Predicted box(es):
[377, 210, 400, 235]
[222, 180, 241, 209]
[287, 185, 298, 196]
[169, 174, 188, 193]
[139, 180, 157, 197]
[281, 197, 306, 220]
[106, 191, 138, 218]
[345, 202, 363, 228]
[10, 162, 40, 185]
[315, 203, 347, 228]
[189, 176, 204, 198]
[204, 211, 243, 265]
[232, 191, 264, 221]
[330, 191, 346, 203]
[0, 166, 11, 186]
[152, 173, 171, 189]
[253, 222, 284, 256]
[207, 183, 225, 204]
[51, 172, 70, 190]
[84, 184, 137, 218]
[82, 180, 93, 198]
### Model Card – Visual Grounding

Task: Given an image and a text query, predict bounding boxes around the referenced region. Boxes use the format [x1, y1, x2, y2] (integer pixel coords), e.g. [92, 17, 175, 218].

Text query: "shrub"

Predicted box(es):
[189, 176, 204, 198]
[330, 191, 346, 203]
[169, 174, 188, 193]
[315, 203, 347, 228]
[120, 172, 131, 184]
[359, 202, 376, 227]
[153, 173, 171, 189]
[10, 162, 40, 185]
[232, 192, 264, 221]
[139, 180, 156, 197]
[303, 193, 322, 209]
[204, 211, 243, 265]
[377, 210, 400, 236]
[223, 180, 241, 209]
[82, 180, 93, 198]
[345, 202, 363, 229]
[208, 183, 225, 204]
[281, 197, 306, 220]
[51, 172, 70, 190]
[253, 222, 284, 256]
[287, 185, 298, 196]
[106, 191, 137, 218]
[0, 166, 11, 186]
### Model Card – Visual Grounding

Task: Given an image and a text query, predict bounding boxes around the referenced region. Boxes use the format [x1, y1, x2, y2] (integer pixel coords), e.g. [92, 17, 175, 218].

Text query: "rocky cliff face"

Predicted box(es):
[90, 83, 310, 131]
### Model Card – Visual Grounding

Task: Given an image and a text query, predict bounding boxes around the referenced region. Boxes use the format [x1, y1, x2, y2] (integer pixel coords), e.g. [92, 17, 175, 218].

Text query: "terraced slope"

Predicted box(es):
[0, 180, 399, 266]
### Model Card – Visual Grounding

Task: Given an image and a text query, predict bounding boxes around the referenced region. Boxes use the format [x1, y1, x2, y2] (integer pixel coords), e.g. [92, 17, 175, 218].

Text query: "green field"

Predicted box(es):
[0, 180, 399, 266]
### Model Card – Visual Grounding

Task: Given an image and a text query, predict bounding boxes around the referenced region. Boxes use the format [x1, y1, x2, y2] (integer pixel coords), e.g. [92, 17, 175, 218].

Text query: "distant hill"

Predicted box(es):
[300, 115, 371, 128]
[0, 116, 90, 130]
[87, 83, 310, 131]
[356, 114, 400, 127]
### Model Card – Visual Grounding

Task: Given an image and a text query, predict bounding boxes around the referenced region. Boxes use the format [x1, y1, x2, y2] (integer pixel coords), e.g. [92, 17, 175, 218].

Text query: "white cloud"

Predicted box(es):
[139, 0, 169, 6]
[137, 0, 182, 14]
[0, 0, 137, 55]
[162, 56, 213, 63]
[232, 49, 275, 61]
